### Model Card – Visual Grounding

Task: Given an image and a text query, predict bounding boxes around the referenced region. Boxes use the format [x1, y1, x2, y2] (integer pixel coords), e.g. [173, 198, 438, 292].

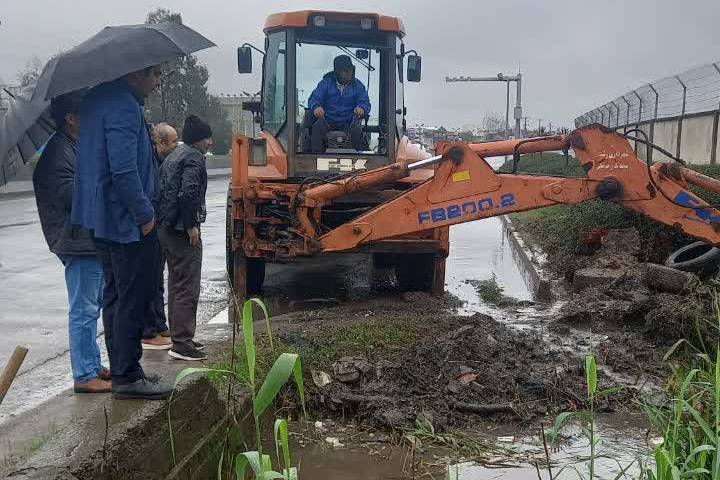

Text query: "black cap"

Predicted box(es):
[182, 115, 212, 145]
[333, 55, 353, 74]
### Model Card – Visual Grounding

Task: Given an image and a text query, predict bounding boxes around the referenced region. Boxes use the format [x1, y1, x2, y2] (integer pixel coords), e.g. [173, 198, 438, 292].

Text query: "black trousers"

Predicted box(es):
[311, 118, 367, 153]
[96, 230, 160, 385]
[158, 227, 202, 352]
[143, 247, 168, 339]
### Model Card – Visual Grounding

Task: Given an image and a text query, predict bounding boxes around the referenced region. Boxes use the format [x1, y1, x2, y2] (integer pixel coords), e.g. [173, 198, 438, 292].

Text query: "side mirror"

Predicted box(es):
[355, 49, 369, 60]
[407, 55, 422, 82]
[237, 46, 252, 74]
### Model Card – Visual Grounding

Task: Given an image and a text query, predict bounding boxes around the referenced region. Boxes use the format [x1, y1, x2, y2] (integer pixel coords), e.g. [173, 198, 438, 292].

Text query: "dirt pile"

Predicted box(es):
[273, 295, 628, 432]
[557, 228, 713, 348]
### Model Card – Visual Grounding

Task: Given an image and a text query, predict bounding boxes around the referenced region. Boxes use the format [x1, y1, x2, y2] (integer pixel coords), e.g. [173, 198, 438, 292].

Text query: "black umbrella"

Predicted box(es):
[0, 84, 53, 186]
[33, 22, 215, 101]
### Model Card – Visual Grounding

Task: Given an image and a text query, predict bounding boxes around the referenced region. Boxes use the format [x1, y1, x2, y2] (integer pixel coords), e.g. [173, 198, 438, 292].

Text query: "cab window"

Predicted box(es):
[263, 31, 287, 138]
[296, 42, 381, 152]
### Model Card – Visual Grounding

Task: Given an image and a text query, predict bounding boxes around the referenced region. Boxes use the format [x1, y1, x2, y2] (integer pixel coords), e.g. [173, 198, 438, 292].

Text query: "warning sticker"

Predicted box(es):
[452, 170, 471, 182]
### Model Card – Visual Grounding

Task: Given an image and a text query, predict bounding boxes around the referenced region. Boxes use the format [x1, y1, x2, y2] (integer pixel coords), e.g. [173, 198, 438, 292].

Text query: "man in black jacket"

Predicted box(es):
[157, 115, 212, 361]
[33, 91, 111, 393]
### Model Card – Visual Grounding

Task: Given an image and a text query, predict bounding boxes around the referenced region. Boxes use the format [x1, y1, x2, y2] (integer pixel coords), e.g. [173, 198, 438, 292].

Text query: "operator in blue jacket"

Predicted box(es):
[308, 54, 371, 152]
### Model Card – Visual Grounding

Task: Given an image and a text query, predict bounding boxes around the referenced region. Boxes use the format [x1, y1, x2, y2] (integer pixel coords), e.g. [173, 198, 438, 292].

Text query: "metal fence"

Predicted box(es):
[576, 62, 720, 128]
[575, 62, 720, 165]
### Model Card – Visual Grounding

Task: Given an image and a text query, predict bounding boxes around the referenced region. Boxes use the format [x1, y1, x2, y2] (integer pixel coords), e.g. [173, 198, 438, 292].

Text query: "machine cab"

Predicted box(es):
[237, 11, 422, 179]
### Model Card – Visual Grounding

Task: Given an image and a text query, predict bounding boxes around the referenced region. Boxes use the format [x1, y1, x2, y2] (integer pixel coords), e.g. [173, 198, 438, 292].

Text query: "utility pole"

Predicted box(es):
[446, 72, 523, 138]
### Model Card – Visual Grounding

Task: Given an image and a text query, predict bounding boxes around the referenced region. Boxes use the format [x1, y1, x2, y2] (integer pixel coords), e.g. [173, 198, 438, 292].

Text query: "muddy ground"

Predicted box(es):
[260, 228, 711, 434]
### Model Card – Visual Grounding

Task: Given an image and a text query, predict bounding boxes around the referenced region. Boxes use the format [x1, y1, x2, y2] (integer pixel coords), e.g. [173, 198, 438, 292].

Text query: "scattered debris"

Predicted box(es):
[324, 436, 345, 449]
[311, 370, 332, 387]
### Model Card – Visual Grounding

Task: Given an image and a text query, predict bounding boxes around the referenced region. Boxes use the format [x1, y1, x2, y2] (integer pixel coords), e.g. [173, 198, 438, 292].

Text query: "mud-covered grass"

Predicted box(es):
[469, 277, 504, 303]
[506, 154, 720, 278]
[252, 295, 642, 435]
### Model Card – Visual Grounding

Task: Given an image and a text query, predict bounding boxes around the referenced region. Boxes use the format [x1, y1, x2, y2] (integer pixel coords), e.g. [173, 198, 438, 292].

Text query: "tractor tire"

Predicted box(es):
[394, 254, 435, 292]
[666, 241, 720, 276]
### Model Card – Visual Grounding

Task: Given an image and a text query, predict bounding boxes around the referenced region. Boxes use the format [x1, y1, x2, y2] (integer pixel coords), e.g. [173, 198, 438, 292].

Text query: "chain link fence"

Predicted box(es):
[575, 62, 720, 165]
[576, 63, 720, 128]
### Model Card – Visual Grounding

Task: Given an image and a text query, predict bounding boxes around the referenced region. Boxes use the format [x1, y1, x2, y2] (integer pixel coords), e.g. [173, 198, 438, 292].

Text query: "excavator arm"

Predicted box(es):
[306, 126, 720, 252]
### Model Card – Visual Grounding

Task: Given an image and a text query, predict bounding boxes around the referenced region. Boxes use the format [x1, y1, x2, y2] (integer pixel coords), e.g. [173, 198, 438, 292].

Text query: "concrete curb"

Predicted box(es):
[0, 190, 34, 200]
[500, 215, 553, 301]
[1, 323, 243, 480]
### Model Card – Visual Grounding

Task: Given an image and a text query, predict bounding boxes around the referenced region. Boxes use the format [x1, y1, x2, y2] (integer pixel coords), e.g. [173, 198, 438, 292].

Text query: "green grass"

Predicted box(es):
[300, 321, 421, 367]
[497, 152, 586, 177]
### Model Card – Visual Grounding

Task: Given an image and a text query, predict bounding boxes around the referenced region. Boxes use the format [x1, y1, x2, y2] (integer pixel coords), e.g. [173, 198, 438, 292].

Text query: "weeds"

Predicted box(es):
[636, 289, 720, 479]
[168, 298, 306, 479]
[471, 277, 505, 304]
[541, 354, 634, 479]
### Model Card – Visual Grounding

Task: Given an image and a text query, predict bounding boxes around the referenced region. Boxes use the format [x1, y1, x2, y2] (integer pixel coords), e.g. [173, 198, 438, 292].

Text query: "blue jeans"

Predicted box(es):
[63, 255, 104, 383]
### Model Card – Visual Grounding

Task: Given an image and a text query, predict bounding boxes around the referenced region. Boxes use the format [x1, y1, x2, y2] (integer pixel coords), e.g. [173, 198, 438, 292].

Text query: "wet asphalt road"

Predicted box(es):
[0, 178, 229, 375]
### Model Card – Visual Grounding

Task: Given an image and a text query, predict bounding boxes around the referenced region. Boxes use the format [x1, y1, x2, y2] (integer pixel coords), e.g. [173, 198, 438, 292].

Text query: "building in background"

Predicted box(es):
[217, 94, 255, 137]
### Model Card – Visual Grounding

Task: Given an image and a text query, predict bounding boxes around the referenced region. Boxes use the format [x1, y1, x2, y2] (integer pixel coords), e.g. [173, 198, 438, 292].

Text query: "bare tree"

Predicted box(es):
[17, 57, 44, 87]
[481, 111, 505, 134]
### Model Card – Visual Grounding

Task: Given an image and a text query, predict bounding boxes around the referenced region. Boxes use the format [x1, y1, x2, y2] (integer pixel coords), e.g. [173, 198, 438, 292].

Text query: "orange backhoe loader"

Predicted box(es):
[227, 10, 720, 302]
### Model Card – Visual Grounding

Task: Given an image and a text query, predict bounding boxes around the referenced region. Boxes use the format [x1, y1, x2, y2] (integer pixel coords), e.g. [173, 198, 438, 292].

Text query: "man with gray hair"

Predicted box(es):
[153, 123, 178, 160]
[140, 122, 179, 349]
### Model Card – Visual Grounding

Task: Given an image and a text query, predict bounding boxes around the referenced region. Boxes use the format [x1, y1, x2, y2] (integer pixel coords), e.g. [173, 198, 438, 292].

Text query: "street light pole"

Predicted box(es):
[505, 81, 510, 137]
[446, 72, 523, 138]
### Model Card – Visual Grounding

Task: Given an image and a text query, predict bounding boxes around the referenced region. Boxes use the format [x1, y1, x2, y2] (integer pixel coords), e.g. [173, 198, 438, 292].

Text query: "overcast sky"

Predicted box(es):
[2, 0, 719, 129]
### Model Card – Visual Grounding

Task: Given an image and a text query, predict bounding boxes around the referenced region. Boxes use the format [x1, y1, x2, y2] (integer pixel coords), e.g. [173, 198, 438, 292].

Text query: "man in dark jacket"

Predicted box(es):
[72, 66, 172, 400]
[33, 91, 110, 393]
[308, 54, 371, 153]
[157, 115, 211, 361]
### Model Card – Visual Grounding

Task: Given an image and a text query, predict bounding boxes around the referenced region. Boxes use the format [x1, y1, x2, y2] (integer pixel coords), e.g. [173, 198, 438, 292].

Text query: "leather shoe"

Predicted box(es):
[74, 378, 112, 393]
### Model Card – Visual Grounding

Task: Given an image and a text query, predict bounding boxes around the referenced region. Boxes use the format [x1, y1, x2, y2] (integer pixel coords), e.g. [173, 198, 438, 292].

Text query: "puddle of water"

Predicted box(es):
[289, 414, 650, 480]
[446, 218, 534, 319]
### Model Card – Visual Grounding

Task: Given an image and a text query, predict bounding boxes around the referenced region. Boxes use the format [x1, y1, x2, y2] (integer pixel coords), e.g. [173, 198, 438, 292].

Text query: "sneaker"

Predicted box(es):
[192, 340, 205, 351]
[144, 373, 161, 384]
[142, 335, 173, 350]
[97, 367, 111, 381]
[74, 378, 112, 393]
[168, 346, 207, 361]
[112, 377, 173, 400]
[160, 330, 171, 338]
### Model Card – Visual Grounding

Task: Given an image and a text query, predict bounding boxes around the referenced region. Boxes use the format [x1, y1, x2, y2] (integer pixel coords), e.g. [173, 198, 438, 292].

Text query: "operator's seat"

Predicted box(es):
[299, 109, 370, 153]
